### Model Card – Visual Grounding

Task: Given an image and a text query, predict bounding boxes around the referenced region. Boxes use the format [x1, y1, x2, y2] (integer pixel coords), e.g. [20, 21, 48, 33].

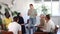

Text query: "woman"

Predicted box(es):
[17, 13, 26, 34]
[39, 14, 45, 26]
[36, 14, 45, 32]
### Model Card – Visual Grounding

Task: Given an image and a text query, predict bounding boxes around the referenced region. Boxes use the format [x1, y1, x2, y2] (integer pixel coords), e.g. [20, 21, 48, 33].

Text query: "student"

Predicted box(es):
[39, 14, 45, 26]
[44, 14, 55, 32]
[35, 14, 45, 32]
[28, 4, 37, 34]
[2, 12, 12, 29]
[8, 16, 22, 34]
[17, 13, 26, 34]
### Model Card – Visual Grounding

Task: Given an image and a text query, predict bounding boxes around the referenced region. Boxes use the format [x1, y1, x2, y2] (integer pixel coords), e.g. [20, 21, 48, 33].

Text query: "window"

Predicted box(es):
[34, 3, 42, 16]
[44, 2, 51, 15]
[52, 0, 59, 1]
[34, 0, 60, 16]
[44, 0, 51, 1]
[44, 0, 59, 1]
[52, 2, 59, 16]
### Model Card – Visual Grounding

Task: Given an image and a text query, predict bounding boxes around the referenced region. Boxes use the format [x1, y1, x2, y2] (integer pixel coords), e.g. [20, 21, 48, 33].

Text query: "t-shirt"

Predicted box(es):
[28, 9, 37, 18]
[43, 20, 55, 32]
[2, 17, 12, 28]
[8, 22, 21, 34]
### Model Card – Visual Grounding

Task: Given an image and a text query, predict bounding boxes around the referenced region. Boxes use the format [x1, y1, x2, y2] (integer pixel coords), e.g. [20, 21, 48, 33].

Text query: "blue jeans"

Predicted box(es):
[28, 18, 36, 34]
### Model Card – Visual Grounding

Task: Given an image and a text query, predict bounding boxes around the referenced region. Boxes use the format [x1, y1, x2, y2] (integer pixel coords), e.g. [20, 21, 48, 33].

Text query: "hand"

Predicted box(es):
[21, 24, 24, 25]
[34, 14, 37, 16]
[35, 26, 39, 27]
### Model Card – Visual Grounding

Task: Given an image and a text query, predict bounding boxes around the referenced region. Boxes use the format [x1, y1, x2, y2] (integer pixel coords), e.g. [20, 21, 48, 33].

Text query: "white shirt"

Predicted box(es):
[8, 22, 21, 34]
[43, 20, 55, 32]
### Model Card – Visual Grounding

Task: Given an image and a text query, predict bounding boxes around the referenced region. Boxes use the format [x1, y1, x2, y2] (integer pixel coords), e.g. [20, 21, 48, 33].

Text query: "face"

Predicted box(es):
[19, 13, 22, 17]
[6, 14, 10, 18]
[40, 14, 45, 18]
[30, 5, 33, 9]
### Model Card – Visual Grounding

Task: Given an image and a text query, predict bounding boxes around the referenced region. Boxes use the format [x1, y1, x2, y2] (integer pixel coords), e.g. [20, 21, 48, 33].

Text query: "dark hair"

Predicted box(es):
[4, 12, 10, 17]
[30, 4, 33, 6]
[13, 16, 18, 22]
[17, 13, 21, 16]
[46, 14, 50, 20]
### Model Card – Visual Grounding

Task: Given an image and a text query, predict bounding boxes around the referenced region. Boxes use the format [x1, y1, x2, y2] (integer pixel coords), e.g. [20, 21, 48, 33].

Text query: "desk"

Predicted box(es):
[34, 32, 48, 34]
[0, 30, 13, 34]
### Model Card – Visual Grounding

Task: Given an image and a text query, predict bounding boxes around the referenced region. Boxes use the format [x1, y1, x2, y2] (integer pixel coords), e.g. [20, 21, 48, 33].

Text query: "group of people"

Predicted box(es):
[0, 4, 55, 34]
[27, 4, 55, 34]
[35, 14, 55, 33]
[2, 12, 26, 34]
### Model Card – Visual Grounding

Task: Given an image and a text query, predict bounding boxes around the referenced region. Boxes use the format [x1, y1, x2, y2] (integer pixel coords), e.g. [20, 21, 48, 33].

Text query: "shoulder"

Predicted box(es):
[9, 18, 12, 20]
[19, 16, 23, 19]
[49, 20, 55, 25]
[17, 23, 21, 27]
[8, 22, 12, 27]
[3, 18, 6, 20]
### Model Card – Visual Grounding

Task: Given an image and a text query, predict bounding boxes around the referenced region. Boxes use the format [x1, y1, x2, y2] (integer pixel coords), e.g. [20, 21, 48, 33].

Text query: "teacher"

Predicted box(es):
[28, 4, 37, 34]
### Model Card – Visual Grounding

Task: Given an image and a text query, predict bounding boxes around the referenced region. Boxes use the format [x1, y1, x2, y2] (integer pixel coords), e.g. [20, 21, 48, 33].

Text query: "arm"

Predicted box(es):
[28, 9, 30, 16]
[51, 23, 55, 31]
[34, 9, 37, 16]
[18, 25, 22, 34]
[2, 19, 6, 28]
[20, 17, 24, 25]
[18, 31, 22, 34]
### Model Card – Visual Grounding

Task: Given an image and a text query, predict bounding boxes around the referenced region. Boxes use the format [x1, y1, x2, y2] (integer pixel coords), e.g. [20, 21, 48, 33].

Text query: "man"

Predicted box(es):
[44, 14, 55, 34]
[3, 12, 12, 30]
[8, 16, 22, 34]
[28, 4, 37, 34]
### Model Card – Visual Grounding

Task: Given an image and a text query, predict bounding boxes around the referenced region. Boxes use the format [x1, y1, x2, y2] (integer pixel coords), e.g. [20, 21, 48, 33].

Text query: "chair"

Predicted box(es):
[34, 32, 48, 34]
[7, 31, 13, 34]
[1, 30, 7, 34]
[1, 30, 13, 34]
[54, 25, 59, 34]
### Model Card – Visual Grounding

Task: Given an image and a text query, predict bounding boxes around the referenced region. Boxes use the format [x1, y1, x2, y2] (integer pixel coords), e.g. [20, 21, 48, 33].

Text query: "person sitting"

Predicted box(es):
[2, 12, 12, 30]
[8, 16, 22, 34]
[39, 14, 45, 27]
[42, 14, 55, 34]
[35, 14, 45, 32]
[17, 13, 26, 34]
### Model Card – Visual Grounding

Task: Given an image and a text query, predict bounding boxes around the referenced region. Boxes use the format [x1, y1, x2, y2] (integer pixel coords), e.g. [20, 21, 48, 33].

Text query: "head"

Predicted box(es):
[13, 16, 19, 22]
[40, 14, 45, 19]
[17, 13, 21, 16]
[29, 4, 33, 9]
[45, 14, 50, 21]
[5, 12, 10, 18]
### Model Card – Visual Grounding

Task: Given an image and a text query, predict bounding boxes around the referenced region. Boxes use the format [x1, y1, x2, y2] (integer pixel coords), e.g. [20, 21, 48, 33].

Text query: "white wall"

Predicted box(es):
[51, 16, 60, 27]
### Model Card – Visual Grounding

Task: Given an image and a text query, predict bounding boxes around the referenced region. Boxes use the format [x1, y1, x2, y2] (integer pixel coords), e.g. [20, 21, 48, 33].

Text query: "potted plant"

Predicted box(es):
[0, 12, 2, 25]
[41, 5, 48, 15]
[0, 5, 2, 10]
[12, 11, 18, 16]
[0, 5, 2, 25]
